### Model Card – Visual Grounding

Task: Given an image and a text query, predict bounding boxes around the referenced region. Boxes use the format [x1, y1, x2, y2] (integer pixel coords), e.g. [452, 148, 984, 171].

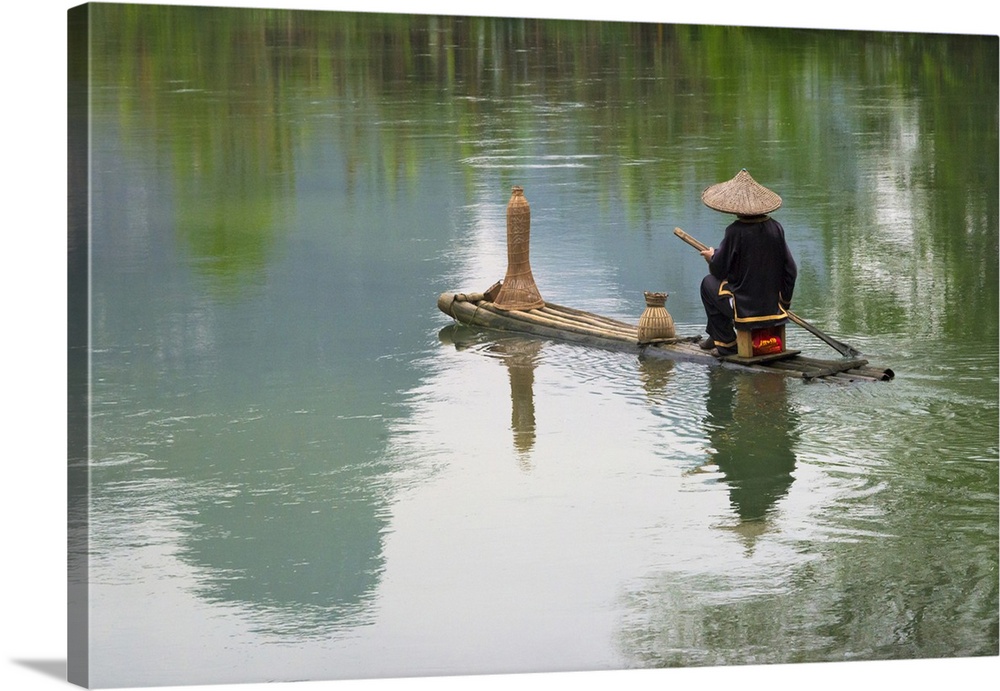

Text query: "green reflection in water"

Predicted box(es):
[83, 3, 997, 678]
[90, 5, 997, 339]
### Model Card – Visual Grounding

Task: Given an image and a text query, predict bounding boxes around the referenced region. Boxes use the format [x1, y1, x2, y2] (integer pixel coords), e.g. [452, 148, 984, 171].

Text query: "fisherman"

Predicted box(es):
[697, 169, 797, 355]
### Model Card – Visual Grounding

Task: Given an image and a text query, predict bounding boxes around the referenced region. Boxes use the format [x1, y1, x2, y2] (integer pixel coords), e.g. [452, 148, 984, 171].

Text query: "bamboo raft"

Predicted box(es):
[439, 186, 893, 383]
[437, 291, 895, 383]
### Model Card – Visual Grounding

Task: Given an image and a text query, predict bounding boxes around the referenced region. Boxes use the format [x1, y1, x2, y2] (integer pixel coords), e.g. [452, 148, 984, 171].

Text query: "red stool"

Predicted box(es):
[736, 323, 786, 359]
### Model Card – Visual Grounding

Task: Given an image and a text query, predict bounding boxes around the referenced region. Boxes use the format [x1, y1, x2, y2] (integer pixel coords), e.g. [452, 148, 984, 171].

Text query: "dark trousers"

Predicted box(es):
[700, 274, 737, 354]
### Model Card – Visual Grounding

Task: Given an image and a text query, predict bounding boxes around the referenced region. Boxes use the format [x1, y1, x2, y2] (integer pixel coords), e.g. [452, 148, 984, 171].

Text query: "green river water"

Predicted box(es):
[68, 5, 997, 687]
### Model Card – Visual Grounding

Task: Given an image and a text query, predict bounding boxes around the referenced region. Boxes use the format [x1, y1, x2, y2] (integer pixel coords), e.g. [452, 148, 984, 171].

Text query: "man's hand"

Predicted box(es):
[700, 247, 715, 263]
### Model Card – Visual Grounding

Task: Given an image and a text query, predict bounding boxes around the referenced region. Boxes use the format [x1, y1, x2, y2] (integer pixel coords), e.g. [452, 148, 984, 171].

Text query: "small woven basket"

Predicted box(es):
[638, 291, 676, 343]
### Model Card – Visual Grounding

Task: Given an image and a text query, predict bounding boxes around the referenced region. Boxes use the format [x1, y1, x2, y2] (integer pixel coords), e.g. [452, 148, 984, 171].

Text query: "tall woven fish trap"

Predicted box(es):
[494, 186, 545, 311]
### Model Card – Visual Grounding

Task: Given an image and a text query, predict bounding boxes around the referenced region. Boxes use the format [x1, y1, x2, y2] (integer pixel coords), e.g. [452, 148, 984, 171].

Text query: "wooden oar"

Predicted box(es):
[783, 311, 863, 358]
[672, 227, 863, 358]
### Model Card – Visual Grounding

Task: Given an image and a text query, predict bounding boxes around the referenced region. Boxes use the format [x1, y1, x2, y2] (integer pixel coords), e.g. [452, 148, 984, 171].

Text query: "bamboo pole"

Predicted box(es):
[477, 302, 637, 343]
[541, 303, 637, 330]
[793, 355, 869, 370]
[533, 306, 638, 337]
[448, 299, 643, 351]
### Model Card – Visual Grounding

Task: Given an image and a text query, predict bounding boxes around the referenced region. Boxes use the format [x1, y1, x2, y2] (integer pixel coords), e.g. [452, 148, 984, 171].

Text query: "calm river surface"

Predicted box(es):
[71, 6, 998, 688]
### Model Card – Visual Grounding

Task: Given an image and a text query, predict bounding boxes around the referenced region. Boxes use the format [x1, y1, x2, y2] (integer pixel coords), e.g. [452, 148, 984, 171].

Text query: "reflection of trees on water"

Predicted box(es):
[81, 3, 998, 665]
[89, 4, 997, 336]
[614, 369, 807, 667]
[174, 430, 387, 637]
[87, 386, 391, 638]
[617, 368, 998, 666]
[172, 136, 294, 297]
[619, 503, 998, 667]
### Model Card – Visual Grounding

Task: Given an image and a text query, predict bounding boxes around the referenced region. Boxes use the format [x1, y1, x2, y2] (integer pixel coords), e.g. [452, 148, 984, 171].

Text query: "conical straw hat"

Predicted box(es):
[701, 169, 782, 216]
